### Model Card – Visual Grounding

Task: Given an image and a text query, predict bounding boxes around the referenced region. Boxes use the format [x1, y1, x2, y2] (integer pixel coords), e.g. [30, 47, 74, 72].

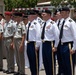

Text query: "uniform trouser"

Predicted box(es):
[0, 40, 3, 69]
[14, 38, 25, 74]
[27, 42, 39, 75]
[57, 42, 63, 75]
[24, 40, 29, 67]
[42, 41, 54, 75]
[39, 42, 43, 70]
[60, 42, 75, 75]
[4, 38, 14, 71]
[74, 52, 76, 75]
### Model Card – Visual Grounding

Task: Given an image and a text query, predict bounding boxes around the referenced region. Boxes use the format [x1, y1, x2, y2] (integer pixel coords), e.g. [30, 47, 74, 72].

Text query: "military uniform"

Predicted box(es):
[55, 9, 64, 74]
[59, 7, 76, 75]
[14, 19, 26, 75]
[26, 14, 41, 75]
[41, 10, 59, 75]
[3, 18, 15, 73]
[0, 22, 3, 71]
[35, 16, 44, 70]
[22, 16, 30, 68]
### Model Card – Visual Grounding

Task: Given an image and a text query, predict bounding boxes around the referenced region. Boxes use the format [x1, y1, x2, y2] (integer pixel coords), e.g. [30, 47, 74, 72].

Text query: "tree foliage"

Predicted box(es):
[4, 0, 38, 11]
[51, 0, 76, 8]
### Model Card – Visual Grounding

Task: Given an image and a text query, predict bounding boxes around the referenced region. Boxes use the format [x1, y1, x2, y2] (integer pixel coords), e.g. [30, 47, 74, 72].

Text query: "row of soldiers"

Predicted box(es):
[0, 6, 76, 75]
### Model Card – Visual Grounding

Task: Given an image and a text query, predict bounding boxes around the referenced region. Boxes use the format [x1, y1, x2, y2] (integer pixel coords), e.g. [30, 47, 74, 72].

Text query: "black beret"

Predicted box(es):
[42, 9, 51, 15]
[27, 10, 36, 15]
[61, 7, 70, 11]
[23, 15, 28, 18]
[13, 12, 22, 17]
[54, 8, 62, 15]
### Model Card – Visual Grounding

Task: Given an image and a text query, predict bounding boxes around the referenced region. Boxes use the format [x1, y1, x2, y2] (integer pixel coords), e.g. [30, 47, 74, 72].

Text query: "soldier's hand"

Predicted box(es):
[52, 47, 57, 52]
[70, 50, 75, 54]
[10, 42, 14, 49]
[35, 47, 39, 51]
[19, 44, 24, 52]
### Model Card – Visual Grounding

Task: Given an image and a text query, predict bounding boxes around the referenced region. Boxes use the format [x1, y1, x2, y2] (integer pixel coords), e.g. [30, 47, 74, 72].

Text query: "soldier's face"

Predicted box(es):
[5, 15, 11, 20]
[15, 16, 22, 22]
[41, 12, 50, 21]
[28, 15, 35, 21]
[41, 12, 47, 20]
[61, 11, 69, 18]
[23, 18, 28, 24]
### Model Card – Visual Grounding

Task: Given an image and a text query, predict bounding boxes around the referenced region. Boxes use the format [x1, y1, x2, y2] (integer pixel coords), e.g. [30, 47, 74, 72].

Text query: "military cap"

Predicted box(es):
[61, 7, 70, 11]
[13, 12, 22, 17]
[33, 10, 39, 14]
[5, 11, 12, 16]
[54, 8, 61, 15]
[34, 10, 41, 16]
[27, 10, 37, 15]
[23, 15, 28, 18]
[41, 9, 51, 15]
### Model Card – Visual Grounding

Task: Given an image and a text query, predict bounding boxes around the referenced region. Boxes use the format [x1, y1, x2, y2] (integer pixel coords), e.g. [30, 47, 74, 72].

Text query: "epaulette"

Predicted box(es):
[50, 21, 54, 24]
[34, 22, 37, 25]
[69, 19, 72, 22]
[11, 20, 13, 23]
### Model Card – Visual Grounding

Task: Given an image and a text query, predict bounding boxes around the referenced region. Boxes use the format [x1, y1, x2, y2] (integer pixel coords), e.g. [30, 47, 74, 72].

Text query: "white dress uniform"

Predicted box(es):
[60, 17, 76, 49]
[59, 17, 76, 75]
[42, 19, 59, 47]
[36, 17, 44, 70]
[41, 18, 59, 75]
[26, 19, 41, 75]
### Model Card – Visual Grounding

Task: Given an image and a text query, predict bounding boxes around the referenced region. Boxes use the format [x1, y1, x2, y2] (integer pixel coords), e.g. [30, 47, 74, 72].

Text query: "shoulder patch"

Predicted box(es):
[34, 22, 37, 25]
[69, 19, 72, 22]
[50, 21, 54, 24]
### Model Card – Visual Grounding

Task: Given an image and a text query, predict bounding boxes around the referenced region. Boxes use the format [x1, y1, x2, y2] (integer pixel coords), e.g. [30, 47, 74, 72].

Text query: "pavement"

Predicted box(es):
[1, 59, 75, 75]
[0, 59, 45, 75]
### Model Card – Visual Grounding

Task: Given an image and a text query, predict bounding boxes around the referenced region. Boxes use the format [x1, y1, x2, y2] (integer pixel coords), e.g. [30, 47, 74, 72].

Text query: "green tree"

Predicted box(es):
[4, 0, 39, 11]
[51, 0, 62, 7]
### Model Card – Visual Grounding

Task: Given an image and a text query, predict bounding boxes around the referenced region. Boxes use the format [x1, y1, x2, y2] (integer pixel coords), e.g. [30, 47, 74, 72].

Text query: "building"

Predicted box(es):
[0, 0, 5, 14]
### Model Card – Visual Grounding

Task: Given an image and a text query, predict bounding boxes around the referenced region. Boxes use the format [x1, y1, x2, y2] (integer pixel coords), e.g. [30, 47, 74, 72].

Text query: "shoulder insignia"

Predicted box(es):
[69, 19, 72, 22]
[34, 22, 37, 25]
[50, 21, 54, 24]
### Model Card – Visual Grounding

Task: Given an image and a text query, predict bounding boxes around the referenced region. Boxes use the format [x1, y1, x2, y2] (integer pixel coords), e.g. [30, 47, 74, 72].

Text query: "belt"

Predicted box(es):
[42, 40, 55, 43]
[61, 41, 73, 45]
[4, 36, 13, 39]
[14, 38, 22, 40]
[27, 41, 35, 43]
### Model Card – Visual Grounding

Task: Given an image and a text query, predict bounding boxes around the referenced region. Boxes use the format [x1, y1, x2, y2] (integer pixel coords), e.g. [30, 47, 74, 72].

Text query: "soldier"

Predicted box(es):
[59, 7, 76, 75]
[54, 9, 64, 75]
[13, 12, 26, 75]
[3, 11, 15, 74]
[33, 10, 44, 70]
[0, 19, 3, 71]
[41, 9, 59, 75]
[22, 15, 30, 69]
[26, 10, 41, 75]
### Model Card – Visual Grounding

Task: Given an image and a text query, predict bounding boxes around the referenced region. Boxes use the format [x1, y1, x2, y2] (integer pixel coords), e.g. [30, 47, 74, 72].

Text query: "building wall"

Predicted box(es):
[0, 0, 5, 14]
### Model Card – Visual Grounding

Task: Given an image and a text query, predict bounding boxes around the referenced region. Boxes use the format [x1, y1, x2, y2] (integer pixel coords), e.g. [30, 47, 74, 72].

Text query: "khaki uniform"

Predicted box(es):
[14, 21, 26, 74]
[3, 20, 15, 71]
